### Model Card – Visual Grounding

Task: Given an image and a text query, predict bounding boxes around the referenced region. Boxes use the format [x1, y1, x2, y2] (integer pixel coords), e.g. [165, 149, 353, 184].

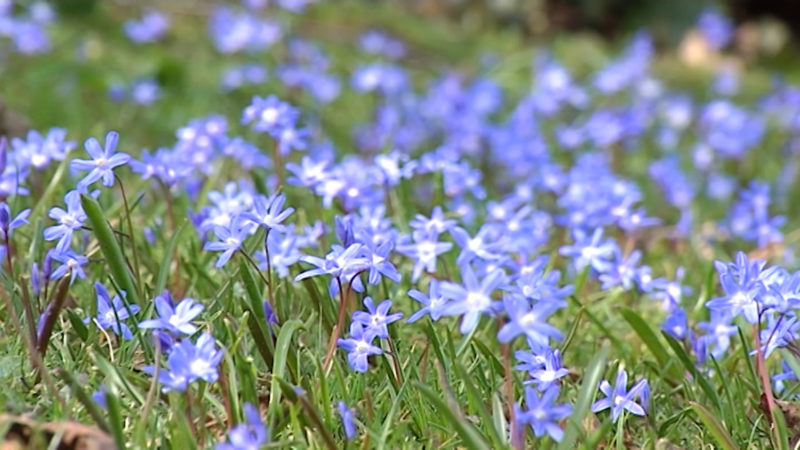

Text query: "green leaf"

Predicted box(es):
[239, 259, 275, 370]
[269, 319, 303, 426]
[377, 379, 411, 449]
[58, 368, 110, 433]
[154, 220, 188, 295]
[452, 360, 504, 448]
[104, 384, 126, 450]
[274, 376, 337, 450]
[662, 332, 721, 410]
[689, 402, 737, 450]
[81, 194, 140, 305]
[621, 308, 680, 381]
[413, 382, 490, 450]
[558, 345, 609, 450]
[65, 309, 88, 342]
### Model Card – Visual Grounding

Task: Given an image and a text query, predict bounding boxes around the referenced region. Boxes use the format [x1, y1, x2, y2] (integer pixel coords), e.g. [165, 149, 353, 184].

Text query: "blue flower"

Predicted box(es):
[242, 193, 294, 231]
[450, 226, 503, 266]
[204, 219, 252, 268]
[241, 95, 298, 136]
[138, 292, 204, 336]
[706, 252, 767, 323]
[255, 230, 300, 278]
[362, 240, 401, 286]
[407, 279, 448, 323]
[70, 131, 131, 190]
[352, 297, 402, 339]
[497, 296, 563, 346]
[591, 369, 649, 422]
[397, 232, 452, 282]
[44, 190, 85, 252]
[697, 312, 737, 359]
[515, 386, 572, 442]
[124, 9, 169, 44]
[217, 403, 268, 450]
[336, 321, 382, 373]
[10, 128, 74, 170]
[337, 401, 356, 440]
[409, 206, 456, 237]
[0, 202, 29, 241]
[48, 248, 88, 283]
[559, 228, 616, 273]
[527, 348, 569, 391]
[440, 264, 505, 334]
[295, 243, 369, 286]
[697, 8, 733, 49]
[144, 332, 224, 392]
[84, 282, 139, 340]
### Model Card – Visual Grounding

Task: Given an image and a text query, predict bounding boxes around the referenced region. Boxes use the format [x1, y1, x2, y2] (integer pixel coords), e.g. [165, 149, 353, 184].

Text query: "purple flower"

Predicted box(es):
[70, 131, 130, 191]
[527, 348, 569, 391]
[217, 403, 268, 450]
[295, 243, 369, 285]
[124, 9, 169, 44]
[592, 369, 649, 422]
[241, 95, 298, 136]
[44, 190, 85, 252]
[144, 332, 224, 392]
[706, 252, 767, 324]
[139, 292, 204, 336]
[352, 297, 402, 339]
[440, 264, 506, 334]
[0, 202, 29, 241]
[497, 296, 563, 346]
[203, 219, 252, 268]
[697, 8, 733, 50]
[396, 233, 452, 282]
[559, 228, 616, 273]
[337, 401, 356, 440]
[242, 193, 294, 231]
[362, 241, 401, 286]
[84, 282, 139, 340]
[407, 279, 448, 323]
[515, 386, 572, 442]
[48, 248, 88, 283]
[11, 128, 74, 170]
[337, 321, 382, 373]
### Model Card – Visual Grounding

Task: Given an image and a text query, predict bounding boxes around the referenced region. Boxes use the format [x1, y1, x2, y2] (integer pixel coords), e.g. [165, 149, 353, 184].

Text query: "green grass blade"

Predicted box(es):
[558, 345, 609, 450]
[154, 220, 187, 295]
[269, 319, 303, 426]
[620, 308, 671, 370]
[689, 402, 737, 450]
[58, 368, 110, 433]
[414, 382, 490, 450]
[662, 332, 721, 409]
[104, 384, 126, 450]
[274, 375, 337, 450]
[377, 378, 411, 449]
[81, 194, 140, 305]
[452, 360, 504, 448]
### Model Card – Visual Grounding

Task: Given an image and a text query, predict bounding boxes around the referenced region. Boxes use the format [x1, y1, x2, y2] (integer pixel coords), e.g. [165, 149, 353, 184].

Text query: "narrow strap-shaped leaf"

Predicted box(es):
[58, 368, 110, 433]
[269, 319, 303, 425]
[414, 382, 490, 450]
[662, 332, 721, 409]
[81, 194, 139, 305]
[689, 401, 737, 450]
[621, 308, 680, 381]
[154, 220, 187, 296]
[558, 345, 609, 450]
[273, 376, 337, 450]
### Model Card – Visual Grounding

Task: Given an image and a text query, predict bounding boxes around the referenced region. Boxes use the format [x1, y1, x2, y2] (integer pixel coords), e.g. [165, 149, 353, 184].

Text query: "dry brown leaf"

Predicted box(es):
[0, 414, 116, 450]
